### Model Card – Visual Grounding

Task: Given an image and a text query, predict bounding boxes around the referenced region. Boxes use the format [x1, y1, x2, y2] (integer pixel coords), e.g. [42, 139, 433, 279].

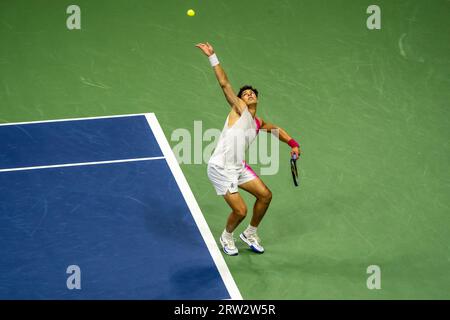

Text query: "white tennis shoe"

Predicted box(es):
[220, 236, 238, 256]
[240, 232, 265, 253]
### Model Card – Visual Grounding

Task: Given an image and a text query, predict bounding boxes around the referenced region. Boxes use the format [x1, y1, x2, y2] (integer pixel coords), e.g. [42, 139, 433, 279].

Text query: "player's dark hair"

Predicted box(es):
[237, 85, 259, 98]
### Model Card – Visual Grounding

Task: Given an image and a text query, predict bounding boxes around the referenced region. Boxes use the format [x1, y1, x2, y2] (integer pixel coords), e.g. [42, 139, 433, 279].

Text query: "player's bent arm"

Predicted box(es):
[260, 119, 291, 142]
[260, 118, 301, 156]
[213, 64, 247, 115]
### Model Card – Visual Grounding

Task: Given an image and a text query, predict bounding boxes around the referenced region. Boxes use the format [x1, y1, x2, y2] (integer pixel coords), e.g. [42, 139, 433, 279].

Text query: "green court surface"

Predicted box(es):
[1, 0, 449, 299]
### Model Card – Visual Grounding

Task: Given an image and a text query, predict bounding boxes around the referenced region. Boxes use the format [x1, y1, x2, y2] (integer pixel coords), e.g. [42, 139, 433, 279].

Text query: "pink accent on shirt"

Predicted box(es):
[255, 117, 261, 134]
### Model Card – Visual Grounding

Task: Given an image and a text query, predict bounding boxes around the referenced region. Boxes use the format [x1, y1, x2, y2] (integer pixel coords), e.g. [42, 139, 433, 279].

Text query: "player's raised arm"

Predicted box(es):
[195, 42, 246, 115]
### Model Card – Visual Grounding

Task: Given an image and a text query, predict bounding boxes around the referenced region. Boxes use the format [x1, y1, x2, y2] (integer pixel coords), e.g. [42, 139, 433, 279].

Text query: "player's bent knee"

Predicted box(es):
[234, 206, 247, 218]
[261, 189, 272, 203]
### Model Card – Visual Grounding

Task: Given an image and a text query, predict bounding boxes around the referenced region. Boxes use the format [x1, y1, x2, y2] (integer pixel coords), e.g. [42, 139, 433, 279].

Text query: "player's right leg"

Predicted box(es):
[219, 191, 247, 256]
[223, 191, 247, 233]
[207, 163, 247, 256]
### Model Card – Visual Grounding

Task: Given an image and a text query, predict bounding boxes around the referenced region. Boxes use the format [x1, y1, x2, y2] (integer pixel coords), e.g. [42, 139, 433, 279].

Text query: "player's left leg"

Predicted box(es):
[237, 177, 272, 253]
[238, 178, 272, 228]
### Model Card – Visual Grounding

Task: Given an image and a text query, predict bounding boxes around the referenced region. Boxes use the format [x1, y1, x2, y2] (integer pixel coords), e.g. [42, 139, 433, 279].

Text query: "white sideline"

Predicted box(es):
[145, 113, 243, 300]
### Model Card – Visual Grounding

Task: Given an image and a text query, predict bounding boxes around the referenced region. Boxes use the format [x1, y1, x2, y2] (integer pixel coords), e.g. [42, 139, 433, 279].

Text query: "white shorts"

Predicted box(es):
[207, 161, 258, 196]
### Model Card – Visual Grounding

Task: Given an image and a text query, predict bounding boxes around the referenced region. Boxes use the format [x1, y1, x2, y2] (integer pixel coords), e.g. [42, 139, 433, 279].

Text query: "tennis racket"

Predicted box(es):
[290, 154, 299, 187]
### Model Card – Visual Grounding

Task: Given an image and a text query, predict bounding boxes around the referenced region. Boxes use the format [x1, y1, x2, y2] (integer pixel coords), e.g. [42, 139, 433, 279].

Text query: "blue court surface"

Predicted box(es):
[0, 114, 241, 300]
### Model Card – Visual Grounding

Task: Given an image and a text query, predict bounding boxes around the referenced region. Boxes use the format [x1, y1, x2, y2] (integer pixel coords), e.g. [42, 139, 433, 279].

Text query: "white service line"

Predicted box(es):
[0, 157, 165, 173]
[145, 113, 243, 300]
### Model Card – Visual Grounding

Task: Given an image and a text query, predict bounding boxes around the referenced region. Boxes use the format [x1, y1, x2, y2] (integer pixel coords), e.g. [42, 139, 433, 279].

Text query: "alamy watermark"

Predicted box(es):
[366, 265, 381, 290]
[66, 5, 81, 30]
[367, 5, 381, 30]
[170, 121, 280, 175]
[66, 265, 81, 290]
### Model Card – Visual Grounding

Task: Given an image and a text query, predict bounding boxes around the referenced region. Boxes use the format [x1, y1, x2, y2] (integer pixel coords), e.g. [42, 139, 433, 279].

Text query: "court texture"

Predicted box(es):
[0, 0, 449, 299]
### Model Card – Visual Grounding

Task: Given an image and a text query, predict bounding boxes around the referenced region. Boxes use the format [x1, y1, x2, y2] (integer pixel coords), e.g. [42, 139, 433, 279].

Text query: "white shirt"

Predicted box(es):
[209, 107, 260, 169]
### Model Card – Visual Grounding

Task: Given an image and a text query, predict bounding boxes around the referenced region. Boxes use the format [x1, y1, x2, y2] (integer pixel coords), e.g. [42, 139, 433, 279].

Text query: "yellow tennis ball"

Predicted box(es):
[187, 9, 195, 17]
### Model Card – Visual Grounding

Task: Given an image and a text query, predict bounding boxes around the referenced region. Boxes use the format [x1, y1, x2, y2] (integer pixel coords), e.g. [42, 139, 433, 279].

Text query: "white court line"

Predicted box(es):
[0, 157, 165, 173]
[0, 113, 149, 127]
[145, 113, 243, 301]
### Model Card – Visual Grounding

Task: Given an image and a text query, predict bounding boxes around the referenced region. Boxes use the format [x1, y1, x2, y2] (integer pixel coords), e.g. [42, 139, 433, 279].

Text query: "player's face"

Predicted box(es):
[241, 89, 258, 105]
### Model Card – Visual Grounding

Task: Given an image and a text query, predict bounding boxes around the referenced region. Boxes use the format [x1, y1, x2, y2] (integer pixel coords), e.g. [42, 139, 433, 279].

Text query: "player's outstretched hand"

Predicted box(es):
[195, 42, 215, 57]
[291, 146, 300, 159]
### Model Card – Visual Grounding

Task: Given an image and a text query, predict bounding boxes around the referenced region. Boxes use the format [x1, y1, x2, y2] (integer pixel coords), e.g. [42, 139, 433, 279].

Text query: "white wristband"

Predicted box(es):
[208, 53, 219, 67]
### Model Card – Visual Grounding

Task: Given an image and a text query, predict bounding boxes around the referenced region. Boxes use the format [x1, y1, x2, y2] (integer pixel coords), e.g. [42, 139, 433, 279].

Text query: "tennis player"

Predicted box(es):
[196, 42, 301, 255]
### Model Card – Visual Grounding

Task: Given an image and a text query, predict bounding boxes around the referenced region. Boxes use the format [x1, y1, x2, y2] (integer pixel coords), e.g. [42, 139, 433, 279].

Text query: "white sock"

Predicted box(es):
[244, 225, 257, 236]
[222, 229, 233, 241]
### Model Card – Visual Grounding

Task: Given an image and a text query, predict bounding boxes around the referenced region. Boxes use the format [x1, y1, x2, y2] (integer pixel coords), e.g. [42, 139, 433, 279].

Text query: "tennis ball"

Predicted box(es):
[187, 9, 195, 17]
